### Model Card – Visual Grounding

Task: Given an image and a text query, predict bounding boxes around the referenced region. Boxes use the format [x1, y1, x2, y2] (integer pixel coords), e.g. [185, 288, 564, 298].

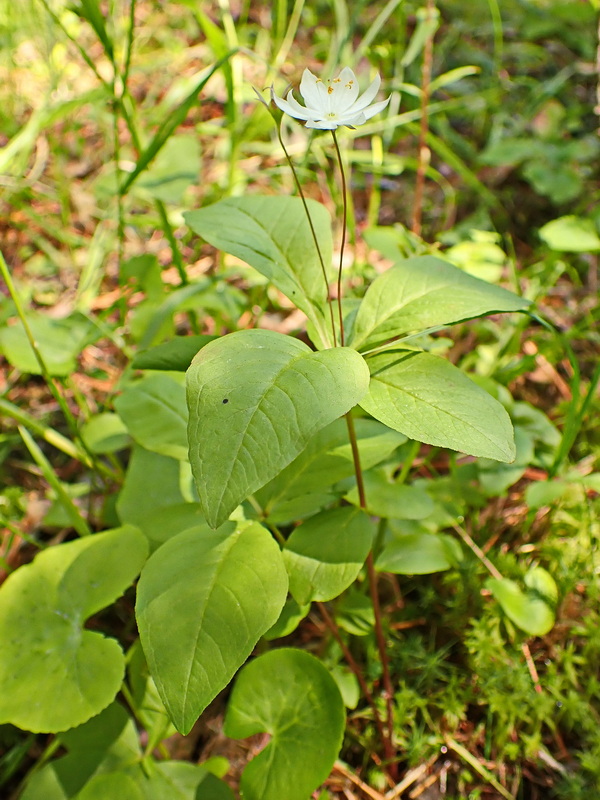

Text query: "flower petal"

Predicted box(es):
[346, 73, 382, 115]
[329, 67, 360, 113]
[305, 118, 339, 130]
[359, 96, 391, 121]
[339, 111, 367, 128]
[272, 90, 311, 121]
[299, 69, 324, 108]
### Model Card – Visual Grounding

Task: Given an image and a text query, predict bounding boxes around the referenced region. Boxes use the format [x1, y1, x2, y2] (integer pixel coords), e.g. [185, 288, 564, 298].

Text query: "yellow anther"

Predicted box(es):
[328, 86, 333, 94]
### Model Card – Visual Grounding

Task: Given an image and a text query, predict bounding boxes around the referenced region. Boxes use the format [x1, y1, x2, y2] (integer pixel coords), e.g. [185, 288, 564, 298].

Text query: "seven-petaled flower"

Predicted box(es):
[272, 66, 390, 130]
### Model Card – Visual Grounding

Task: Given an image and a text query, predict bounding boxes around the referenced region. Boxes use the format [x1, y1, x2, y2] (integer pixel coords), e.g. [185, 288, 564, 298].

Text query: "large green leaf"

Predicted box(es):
[224, 649, 345, 800]
[361, 350, 516, 462]
[0, 527, 148, 732]
[283, 507, 374, 605]
[136, 521, 288, 734]
[115, 373, 188, 461]
[186, 329, 370, 528]
[349, 255, 530, 350]
[184, 197, 334, 346]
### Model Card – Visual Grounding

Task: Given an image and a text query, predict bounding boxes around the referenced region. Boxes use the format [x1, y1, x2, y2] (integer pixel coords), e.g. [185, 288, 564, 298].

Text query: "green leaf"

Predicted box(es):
[263, 597, 311, 641]
[335, 591, 374, 636]
[20, 701, 234, 800]
[0, 312, 99, 376]
[224, 649, 345, 800]
[184, 197, 335, 346]
[361, 350, 516, 462]
[345, 468, 434, 520]
[19, 703, 141, 800]
[115, 373, 188, 461]
[80, 413, 130, 454]
[283, 507, 374, 605]
[487, 567, 557, 636]
[136, 521, 288, 734]
[538, 215, 600, 252]
[117, 446, 196, 528]
[131, 335, 217, 371]
[135, 135, 200, 205]
[186, 329, 370, 528]
[0, 527, 148, 732]
[349, 256, 529, 351]
[376, 532, 461, 574]
[256, 418, 405, 524]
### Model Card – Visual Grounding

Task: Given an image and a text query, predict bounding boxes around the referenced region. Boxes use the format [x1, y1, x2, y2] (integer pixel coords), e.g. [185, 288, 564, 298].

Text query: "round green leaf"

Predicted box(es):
[186, 329, 370, 528]
[224, 649, 345, 800]
[0, 527, 148, 732]
[136, 521, 288, 734]
[361, 350, 516, 462]
[283, 507, 374, 605]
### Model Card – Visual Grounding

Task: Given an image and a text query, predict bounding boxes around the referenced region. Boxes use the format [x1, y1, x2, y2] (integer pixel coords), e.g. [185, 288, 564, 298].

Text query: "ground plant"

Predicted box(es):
[0, 1, 599, 799]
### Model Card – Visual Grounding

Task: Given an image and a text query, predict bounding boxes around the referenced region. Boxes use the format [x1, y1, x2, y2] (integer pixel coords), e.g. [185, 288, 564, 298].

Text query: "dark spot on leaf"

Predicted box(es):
[222, 398, 229, 404]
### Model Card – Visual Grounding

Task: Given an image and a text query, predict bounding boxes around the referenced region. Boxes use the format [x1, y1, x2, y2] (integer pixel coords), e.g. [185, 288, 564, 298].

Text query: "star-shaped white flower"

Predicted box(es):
[272, 67, 390, 130]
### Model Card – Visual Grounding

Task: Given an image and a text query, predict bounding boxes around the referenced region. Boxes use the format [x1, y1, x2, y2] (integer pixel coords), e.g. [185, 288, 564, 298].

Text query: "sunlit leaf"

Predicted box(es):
[136, 521, 288, 733]
[187, 329, 370, 528]
[224, 649, 345, 800]
[0, 528, 148, 732]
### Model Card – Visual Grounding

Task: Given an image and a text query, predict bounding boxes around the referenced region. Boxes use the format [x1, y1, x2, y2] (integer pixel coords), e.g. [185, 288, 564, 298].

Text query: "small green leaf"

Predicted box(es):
[349, 256, 529, 351]
[538, 215, 600, 252]
[117, 446, 195, 528]
[187, 329, 370, 528]
[0, 312, 99, 376]
[345, 468, 434, 520]
[115, 373, 188, 461]
[224, 649, 345, 800]
[487, 567, 557, 636]
[135, 135, 200, 205]
[131, 335, 217, 371]
[335, 592, 374, 636]
[284, 507, 374, 605]
[256, 418, 405, 524]
[263, 597, 311, 641]
[81, 413, 130, 454]
[136, 521, 288, 734]
[361, 350, 516, 462]
[376, 532, 461, 574]
[0, 528, 148, 732]
[184, 197, 334, 346]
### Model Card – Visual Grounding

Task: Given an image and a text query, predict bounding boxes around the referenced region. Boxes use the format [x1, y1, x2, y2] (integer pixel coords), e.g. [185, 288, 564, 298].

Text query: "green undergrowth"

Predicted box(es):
[0, 1, 599, 799]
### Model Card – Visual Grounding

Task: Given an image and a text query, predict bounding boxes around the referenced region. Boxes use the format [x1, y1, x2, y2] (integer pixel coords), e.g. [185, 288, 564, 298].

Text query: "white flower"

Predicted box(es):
[272, 67, 390, 130]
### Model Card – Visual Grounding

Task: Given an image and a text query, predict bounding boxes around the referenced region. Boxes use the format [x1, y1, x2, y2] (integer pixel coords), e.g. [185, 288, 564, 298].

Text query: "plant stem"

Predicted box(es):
[331, 129, 347, 346]
[276, 126, 336, 346]
[344, 412, 396, 775]
[317, 601, 388, 751]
